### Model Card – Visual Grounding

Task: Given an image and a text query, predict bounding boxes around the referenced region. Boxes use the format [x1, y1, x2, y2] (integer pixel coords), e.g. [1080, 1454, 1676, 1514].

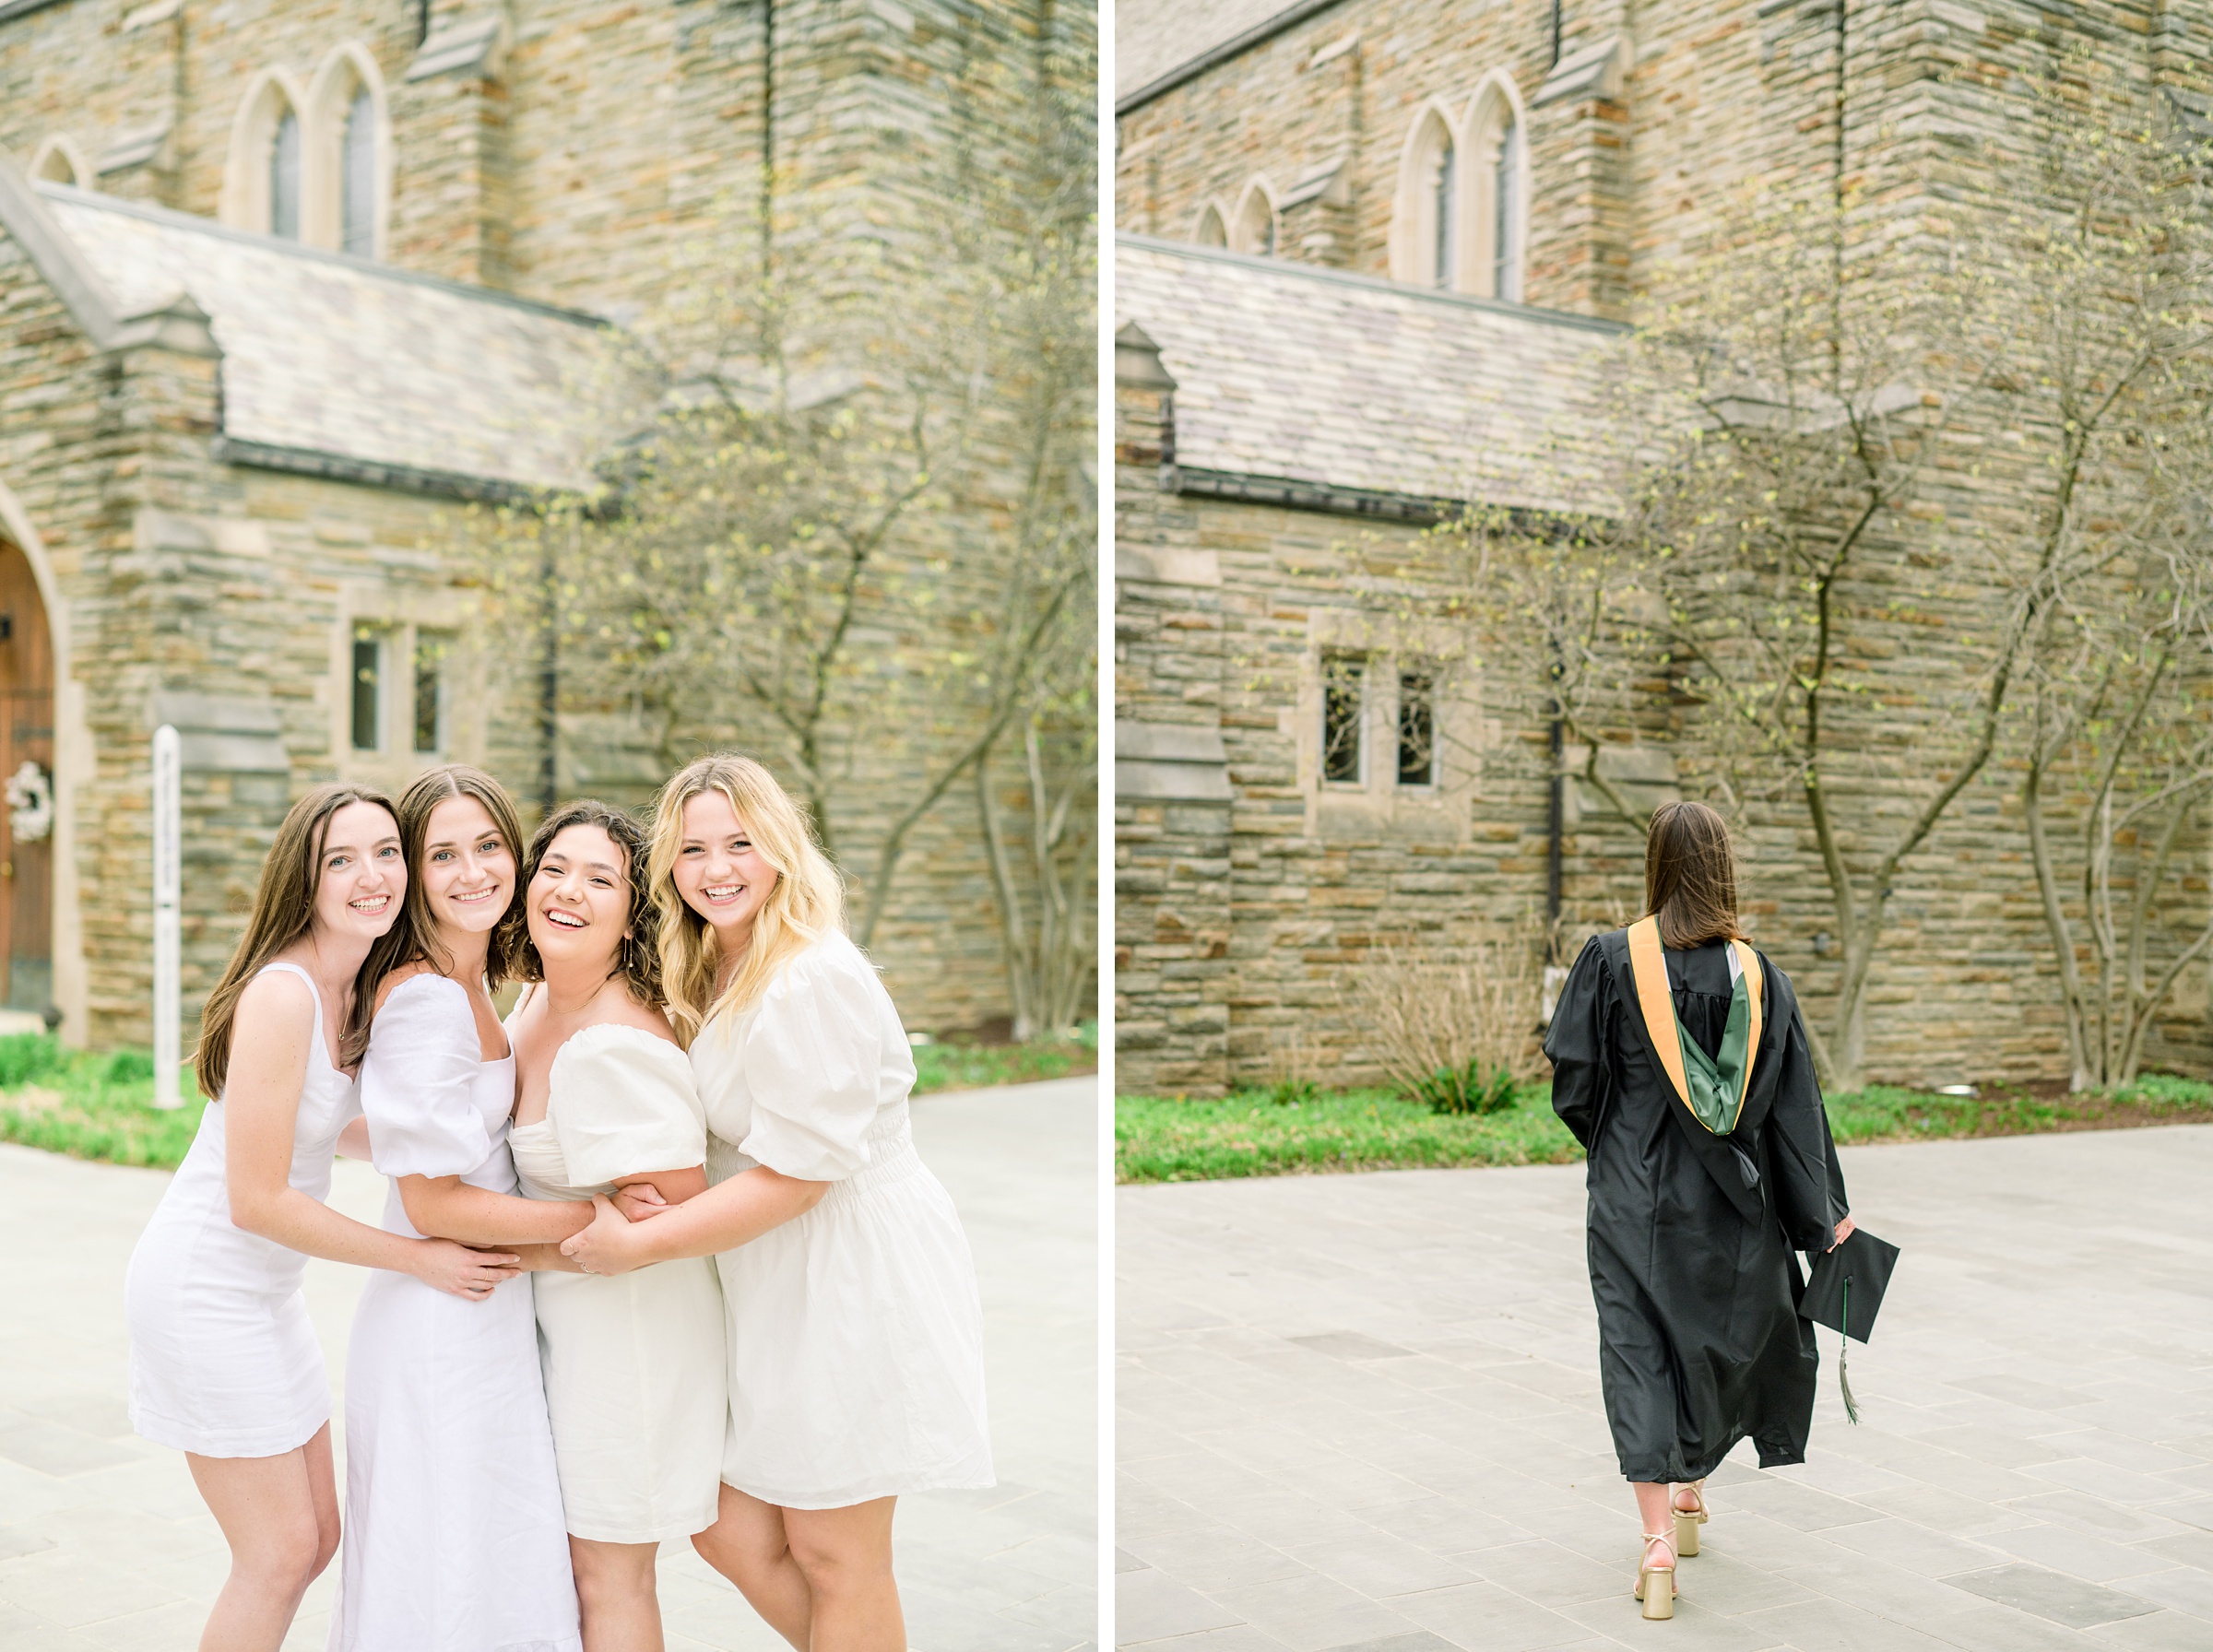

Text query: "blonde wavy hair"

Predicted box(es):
[648, 753, 845, 1044]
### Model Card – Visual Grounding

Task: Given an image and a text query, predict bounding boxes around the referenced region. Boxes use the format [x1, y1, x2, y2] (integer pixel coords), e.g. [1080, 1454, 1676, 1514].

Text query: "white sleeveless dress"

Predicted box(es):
[510, 1021, 726, 1544]
[327, 974, 579, 1652]
[697, 931, 994, 1509]
[124, 961, 359, 1457]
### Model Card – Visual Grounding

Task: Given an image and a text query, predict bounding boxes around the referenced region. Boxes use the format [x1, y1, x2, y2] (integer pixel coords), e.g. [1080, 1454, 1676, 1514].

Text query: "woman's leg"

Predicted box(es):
[692, 1483, 811, 1649]
[784, 1497, 902, 1652]
[184, 1423, 337, 1652]
[571, 1537, 666, 1652]
[1631, 1481, 1675, 1568]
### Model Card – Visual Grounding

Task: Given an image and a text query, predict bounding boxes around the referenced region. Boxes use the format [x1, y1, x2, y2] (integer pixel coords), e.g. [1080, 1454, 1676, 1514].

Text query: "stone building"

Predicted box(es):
[1, 0, 1092, 1051]
[1113, 0, 2213, 1095]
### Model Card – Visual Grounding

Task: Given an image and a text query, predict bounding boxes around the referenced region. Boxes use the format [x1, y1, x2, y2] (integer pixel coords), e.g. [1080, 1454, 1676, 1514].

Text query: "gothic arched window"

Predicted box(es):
[342, 85, 377, 255]
[1193, 202, 1229, 248]
[269, 109, 302, 239]
[1232, 181, 1278, 257]
[1473, 87, 1525, 302]
[1432, 136, 1457, 289]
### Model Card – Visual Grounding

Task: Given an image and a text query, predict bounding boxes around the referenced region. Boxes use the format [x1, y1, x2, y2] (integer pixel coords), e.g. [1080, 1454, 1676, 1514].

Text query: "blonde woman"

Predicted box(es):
[563, 753, 991, 1652]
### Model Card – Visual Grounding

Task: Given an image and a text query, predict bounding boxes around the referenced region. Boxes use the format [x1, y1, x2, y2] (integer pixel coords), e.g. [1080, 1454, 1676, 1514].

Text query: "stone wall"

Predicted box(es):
[1, 0, 1095, 1048]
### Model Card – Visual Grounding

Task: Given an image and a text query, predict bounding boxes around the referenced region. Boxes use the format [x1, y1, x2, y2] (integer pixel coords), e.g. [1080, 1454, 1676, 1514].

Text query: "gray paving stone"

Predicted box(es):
[3, 1079, 1095, 1652]
[1944, 1564, 2160, 1629]
[1118, 1126, 2213, 1650]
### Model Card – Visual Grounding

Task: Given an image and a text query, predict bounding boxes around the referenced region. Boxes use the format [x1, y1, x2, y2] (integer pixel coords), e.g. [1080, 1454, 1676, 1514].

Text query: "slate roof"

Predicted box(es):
[1117, 235, 1627, 515]
[1116, 0, 1319, 100]
[35, 183, 628, 493]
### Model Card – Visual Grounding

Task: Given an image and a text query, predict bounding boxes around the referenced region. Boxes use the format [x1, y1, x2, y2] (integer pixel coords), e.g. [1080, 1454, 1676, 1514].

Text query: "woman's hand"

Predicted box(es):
[612, 1184, 670, 1221]
[413, 1238, 521, 1300]
[1832, 1214, 1856, 1250]
[560, 1194, 657, 1276]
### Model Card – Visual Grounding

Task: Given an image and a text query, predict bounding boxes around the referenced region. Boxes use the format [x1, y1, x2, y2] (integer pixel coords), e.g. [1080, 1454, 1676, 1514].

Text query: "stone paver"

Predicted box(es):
[0, 1078, 1096, 1651]
[1116, 1125, 2213, 1651]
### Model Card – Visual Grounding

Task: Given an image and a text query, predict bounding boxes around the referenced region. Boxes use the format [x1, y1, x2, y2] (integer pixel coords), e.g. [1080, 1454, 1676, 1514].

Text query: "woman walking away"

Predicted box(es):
[562, 753, 992, 1652]
[507, 799, 727, 1648]
[1544, 800, 1855, 1622]
[124, 785, 521, 1652]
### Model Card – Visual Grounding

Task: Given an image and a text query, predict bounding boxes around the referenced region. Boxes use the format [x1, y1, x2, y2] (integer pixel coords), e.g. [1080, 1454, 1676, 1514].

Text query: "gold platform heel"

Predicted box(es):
[1634, 1529, 1676, 1620]
[1673, 1480, 1708, 1557]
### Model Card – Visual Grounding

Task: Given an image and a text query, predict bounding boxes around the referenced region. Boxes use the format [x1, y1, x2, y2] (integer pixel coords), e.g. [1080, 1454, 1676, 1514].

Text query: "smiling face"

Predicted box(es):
[527, 822, 632, 974]
[420, 794, 515, 940]
[311, 800, 405, 945]
[673, 788, 777, 941]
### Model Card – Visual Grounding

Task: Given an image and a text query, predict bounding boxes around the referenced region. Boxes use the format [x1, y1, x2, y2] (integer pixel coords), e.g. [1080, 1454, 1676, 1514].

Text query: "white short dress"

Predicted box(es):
[327, 974, 580, 1652]
[124, 961, 359, 1457]
[510, 1021, 727, 1544]
[698, 931, 994, 1509]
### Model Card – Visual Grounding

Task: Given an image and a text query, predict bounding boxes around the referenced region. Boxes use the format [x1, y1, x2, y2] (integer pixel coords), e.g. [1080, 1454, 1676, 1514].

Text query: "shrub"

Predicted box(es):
[102, 1050, 155, 1084]
[1410, 1060, 1521, 1116]
[0, 1032, 63, 1090]
[1355, 926, 1544, 1111]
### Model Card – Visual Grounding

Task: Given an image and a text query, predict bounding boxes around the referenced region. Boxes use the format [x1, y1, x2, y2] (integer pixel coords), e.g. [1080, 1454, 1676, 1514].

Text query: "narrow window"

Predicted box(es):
[413, 631, 449, 754]
[342, 85, 376, 257]
[1493, 112, 1521, 301]
[350, 625, 382, 751]
[1321, 655, 1365, 785]
[1433, 135, 1456, 289]
[1260, 212, 1276, 256]
[1195, 205, 1227, 247]
[1397, 670, 1436, 786]
[270, 107, 302, 239]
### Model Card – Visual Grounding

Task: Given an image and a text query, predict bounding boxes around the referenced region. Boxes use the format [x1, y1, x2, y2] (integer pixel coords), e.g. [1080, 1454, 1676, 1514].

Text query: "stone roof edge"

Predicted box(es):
[0, 0, 70, 24]
[33, 181, 614, 332]
[1117, 233, 1631, 337]
[213, 436, 575, 504]
[0, 154, 219, 355]
[1116, 0, 1352, 115]
[1172, 464, 1596, 534]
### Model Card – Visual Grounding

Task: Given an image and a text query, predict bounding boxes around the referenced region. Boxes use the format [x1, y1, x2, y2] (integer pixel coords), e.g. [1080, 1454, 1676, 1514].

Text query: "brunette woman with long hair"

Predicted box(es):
[562, 754, 991, 1652]
[1544, 800, 1855, 1621]
[326, 765, 594, 1652]
[505, 799, 726, 1647]
[124, 784, 520, 1652]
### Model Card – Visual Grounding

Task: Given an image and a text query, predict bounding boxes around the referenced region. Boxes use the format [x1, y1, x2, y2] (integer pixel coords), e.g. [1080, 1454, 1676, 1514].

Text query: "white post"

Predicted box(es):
[152, 725, 182, 1109]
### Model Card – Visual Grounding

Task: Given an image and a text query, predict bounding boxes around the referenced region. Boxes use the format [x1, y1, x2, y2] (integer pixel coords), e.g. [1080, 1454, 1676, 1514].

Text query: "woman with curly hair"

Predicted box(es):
[506, 798, 727, 1647]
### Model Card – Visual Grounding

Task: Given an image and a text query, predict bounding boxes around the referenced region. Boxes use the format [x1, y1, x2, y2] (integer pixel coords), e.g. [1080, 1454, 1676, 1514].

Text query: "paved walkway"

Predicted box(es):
[0, 1077, 1096, 1651]
[1117, 1125, 2213, 1652]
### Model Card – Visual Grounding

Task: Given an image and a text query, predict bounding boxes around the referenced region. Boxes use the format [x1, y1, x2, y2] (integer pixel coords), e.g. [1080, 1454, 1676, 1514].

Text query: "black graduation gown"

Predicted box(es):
[1544, 930, 1850, 1483]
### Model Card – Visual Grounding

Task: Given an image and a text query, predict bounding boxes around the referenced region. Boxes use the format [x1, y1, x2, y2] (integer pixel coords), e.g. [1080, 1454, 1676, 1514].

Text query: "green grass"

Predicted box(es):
[0, 1020, 1099, 1172]
[0, 1035, 206, 1169]
[912, 1023, 1097, 1095]
[1117, 1086, 1581, 1184]
[1118, 1072, 2213, 1184]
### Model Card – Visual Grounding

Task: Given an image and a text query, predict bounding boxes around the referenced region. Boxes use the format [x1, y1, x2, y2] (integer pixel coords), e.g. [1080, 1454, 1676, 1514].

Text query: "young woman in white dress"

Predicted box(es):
[563, 753, 993, 1652]
[328, 765, 594, 1652]
[506, 798, 726, 1648]
[124, 784, 522, 1652]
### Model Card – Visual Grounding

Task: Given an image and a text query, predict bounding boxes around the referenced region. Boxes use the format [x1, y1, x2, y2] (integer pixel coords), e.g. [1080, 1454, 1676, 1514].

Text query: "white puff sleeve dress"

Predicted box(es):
[327, 975, 580, 1652]
[695, 931, 993, 1509]
[124, 961, 359, 1457]
[509, 1022, 727, 1543]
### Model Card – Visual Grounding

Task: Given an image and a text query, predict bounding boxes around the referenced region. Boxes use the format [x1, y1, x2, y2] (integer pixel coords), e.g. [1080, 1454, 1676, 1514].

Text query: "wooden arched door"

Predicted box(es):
[0, 543, 53, 1013]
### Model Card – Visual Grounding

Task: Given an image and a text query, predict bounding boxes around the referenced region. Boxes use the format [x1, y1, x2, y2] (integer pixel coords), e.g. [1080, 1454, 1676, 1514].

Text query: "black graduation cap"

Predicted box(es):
[1799, 1227, 1899, 1424]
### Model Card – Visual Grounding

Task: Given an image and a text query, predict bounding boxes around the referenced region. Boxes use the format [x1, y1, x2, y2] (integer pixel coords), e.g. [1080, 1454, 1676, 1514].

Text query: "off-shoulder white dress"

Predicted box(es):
[696, 931, 993, 1509]
[510, 1021, 727, 1543]
[328, 975, 579, 1652]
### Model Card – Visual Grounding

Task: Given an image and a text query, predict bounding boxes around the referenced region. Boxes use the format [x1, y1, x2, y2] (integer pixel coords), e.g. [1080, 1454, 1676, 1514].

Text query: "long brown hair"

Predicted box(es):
[647, 753, 845, 1045]
[509, 798, 662, 1004]
[348, 764, 529, 1064]
[195, 783, 399, 1099]
[1643, 799, 1742, 950]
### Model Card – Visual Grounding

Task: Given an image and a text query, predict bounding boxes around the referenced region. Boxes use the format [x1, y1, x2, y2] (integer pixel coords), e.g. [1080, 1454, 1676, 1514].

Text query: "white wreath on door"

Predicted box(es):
[7, 761, 53, 843]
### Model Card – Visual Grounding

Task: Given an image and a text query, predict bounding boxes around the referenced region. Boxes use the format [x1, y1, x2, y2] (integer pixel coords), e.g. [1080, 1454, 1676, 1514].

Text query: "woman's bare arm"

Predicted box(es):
[225, 974, 519, 1296]
[396, 1175, 596, 1246]
[562, 1164, 826, 1275]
